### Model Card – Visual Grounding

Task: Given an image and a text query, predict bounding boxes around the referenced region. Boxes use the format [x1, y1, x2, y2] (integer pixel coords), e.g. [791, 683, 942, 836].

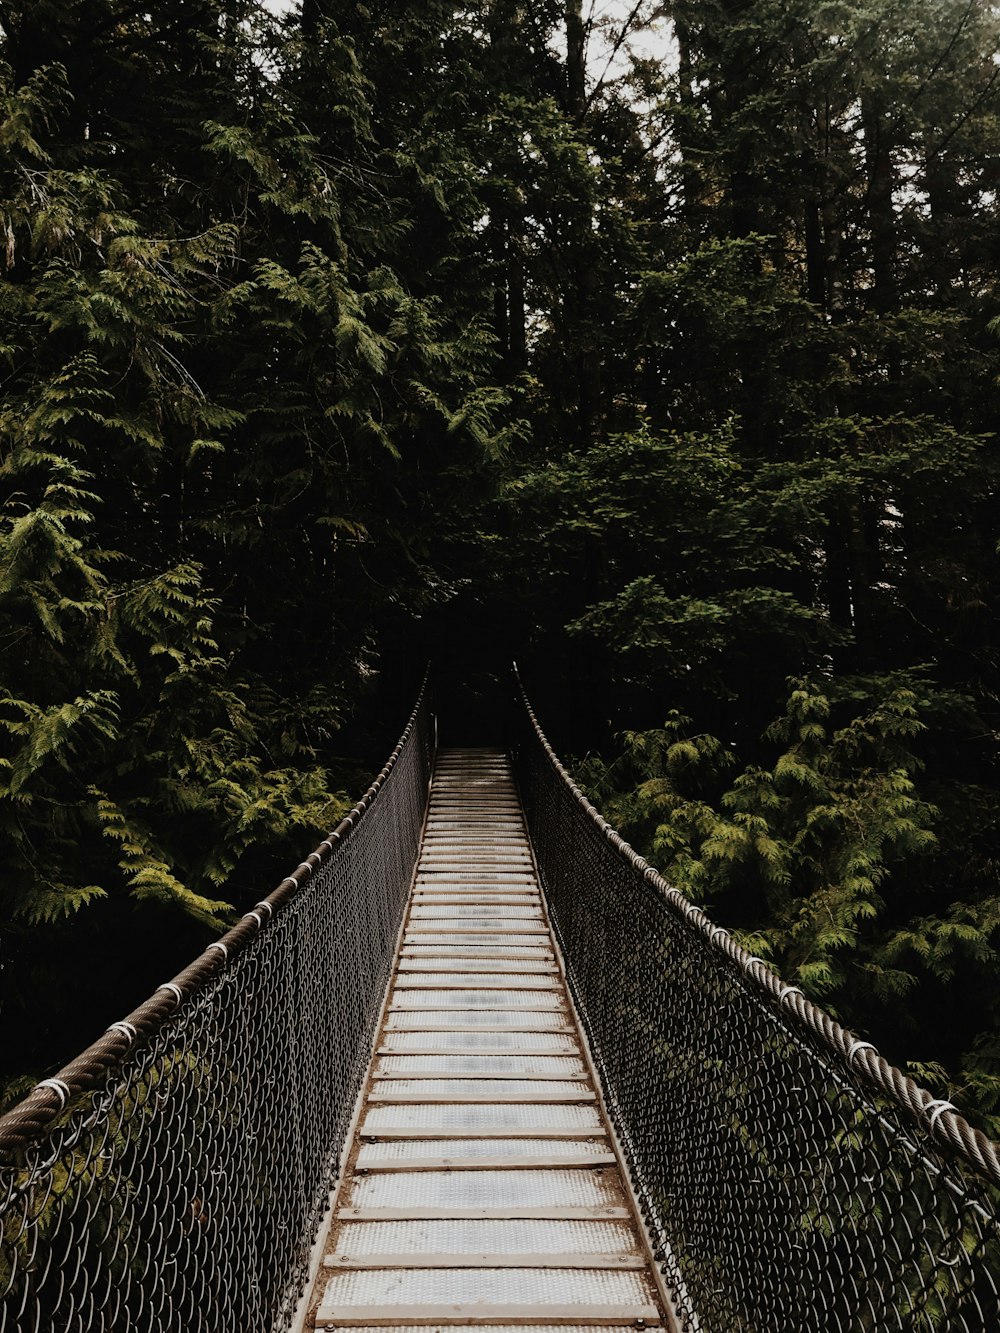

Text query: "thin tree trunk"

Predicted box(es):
[565, 0, 602, 441]
[861, 91, 898, 317]
[675, 14, 704, 226]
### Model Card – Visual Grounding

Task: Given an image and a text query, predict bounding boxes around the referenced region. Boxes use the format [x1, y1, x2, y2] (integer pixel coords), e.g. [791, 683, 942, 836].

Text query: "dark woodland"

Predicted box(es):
[2, 0, 1000, 1137]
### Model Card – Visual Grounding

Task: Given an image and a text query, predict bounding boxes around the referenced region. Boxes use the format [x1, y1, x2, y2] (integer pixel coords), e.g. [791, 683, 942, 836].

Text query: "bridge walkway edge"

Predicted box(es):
[300, 747, 675, 1329]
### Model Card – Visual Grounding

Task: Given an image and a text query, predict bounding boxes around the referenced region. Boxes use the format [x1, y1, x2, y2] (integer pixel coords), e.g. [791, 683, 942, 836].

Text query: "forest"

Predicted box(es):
[1, 0, 999, 1139]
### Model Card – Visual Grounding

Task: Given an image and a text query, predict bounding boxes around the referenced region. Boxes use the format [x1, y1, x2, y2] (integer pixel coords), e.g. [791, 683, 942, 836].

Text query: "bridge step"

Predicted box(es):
[379, 1035, 579, 1054]
[360, 1102, 605, 1135]
[316, 1269, 659, 1322]
[356, 1137, 612, 1166]
[310, 748, 666, 1330]
[374, 1054, 586, 1075]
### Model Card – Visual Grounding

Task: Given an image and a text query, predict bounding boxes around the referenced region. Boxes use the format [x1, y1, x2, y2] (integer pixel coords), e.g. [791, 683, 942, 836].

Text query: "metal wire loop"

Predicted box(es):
[35, 1079, 71, 1110]
[926, 1100, 959, 1134]
[847, 1040, 876, 1064]
[107, 1021, 137, 1041]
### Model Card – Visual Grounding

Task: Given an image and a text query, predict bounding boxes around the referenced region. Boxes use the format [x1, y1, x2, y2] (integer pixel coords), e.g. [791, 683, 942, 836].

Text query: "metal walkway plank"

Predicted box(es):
[309, 748, 666, 1331]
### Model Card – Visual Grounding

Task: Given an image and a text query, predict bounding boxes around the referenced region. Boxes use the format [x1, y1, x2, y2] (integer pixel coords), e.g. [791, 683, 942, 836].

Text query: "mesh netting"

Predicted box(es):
[514, 677, 1000, 1333]
[0, 688, 430, 1333]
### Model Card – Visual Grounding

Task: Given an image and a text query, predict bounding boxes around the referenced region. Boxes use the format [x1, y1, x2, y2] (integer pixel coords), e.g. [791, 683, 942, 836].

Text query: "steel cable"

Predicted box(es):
[513, 665, 1000, 1332]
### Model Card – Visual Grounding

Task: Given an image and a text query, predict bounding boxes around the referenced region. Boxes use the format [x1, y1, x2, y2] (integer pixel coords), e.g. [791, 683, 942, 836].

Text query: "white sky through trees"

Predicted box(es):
[261, 2, 677, 81]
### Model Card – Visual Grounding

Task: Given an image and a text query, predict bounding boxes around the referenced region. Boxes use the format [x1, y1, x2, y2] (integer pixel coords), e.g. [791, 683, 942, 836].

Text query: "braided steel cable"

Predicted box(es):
[513, 664, 1000, 1332]
[0, 674, 432, 1333]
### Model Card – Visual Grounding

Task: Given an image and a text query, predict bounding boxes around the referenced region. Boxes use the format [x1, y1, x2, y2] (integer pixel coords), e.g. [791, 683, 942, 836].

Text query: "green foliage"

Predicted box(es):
[578, 670, 1000, 1133]
[0, 1, 513, 1087]
[2, 0, 1000, 1149]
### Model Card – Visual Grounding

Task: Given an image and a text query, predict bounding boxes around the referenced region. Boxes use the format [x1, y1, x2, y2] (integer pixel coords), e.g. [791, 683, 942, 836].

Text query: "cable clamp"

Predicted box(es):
[242, 911, 263, 929]
[107, 1021, 137, 1041]
[779, 985, 803, 1003]
[925, 1099, 958, 1134]
[847, 1040, 876, 1065]
[157, 983, 183, 1006]
[37, 1078, 71, 1110]
[255, 901, 273, 918]
[279, 878, 298, 891]
[207, 942, 229, 961]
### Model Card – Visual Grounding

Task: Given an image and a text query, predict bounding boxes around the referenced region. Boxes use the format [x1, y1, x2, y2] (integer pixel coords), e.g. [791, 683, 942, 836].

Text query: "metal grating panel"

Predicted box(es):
[402, 933, 548, 947]
[385, 1011, 569, 1030]
[380, 1031, 579, 1052]
[397, 965, 557, 975]
[361, 1103, 604, 1133]
[414, 877, 538, 886]
[401, 948, 553, 960]
[416, 873, 537, 882]
[393, 973, 558, 989]
[332, 1218, 637, 1257]
[422, 841, 529, 848]
[317, 1266, 657, 1314]
[413, 896, 540, 906]
[404, 925, 550, 937]
[375, 1055, 586, 1077]
[348, 1168, 621, 1210]
[409, 907, 541, 919]
[390, 990, 563, 1009]
[369, 1078, 591, 1099]
[355, 1138, 611, 1166]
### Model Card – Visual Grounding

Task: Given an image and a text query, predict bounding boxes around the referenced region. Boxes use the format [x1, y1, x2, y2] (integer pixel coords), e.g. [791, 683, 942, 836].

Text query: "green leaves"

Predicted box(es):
[91, 791, 232, 930]
[0, 690, 120, 794]
[579, 675, 942, 1005]
[0, 1, 522, 1095]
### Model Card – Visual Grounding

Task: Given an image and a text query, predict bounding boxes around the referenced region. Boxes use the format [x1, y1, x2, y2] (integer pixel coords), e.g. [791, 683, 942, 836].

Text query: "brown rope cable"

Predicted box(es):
[513, 664, 1000, 1190]
[0, 671, 431, 1156]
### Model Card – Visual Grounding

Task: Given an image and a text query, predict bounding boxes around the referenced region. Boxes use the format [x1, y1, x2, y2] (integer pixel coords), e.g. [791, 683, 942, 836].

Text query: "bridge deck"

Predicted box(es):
[306, 748, 666, 1328]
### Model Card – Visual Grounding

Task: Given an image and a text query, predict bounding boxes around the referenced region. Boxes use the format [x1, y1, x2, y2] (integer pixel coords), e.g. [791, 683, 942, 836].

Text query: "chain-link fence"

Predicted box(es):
[514, 671, 1000, 1333]
[0, 682, 431, 1333]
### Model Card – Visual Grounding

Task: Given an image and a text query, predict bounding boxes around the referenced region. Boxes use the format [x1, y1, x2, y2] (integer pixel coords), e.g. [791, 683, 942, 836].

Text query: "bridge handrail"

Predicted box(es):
[514, 667, 1000, 1186]
[514, 664, 1000, 1331]
[1, 674, 432, 1333]
[0, 674, 429, 1153]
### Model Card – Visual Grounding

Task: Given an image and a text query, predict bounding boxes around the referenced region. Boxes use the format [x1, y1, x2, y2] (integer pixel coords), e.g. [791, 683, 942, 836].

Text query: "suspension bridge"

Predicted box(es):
[2, 672, 999, 1330]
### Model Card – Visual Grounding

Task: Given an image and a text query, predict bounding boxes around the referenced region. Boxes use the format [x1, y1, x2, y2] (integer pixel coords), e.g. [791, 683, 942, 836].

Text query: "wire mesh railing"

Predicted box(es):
[0, 680, 431, 1333]
[513, 669, 1000, 1333]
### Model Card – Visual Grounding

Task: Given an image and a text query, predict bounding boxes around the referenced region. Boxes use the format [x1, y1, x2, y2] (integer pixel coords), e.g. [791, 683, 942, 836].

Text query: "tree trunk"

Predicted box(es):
[674, 13, 704, 227]
[861, 91, 898, 317]
[565, 0, 602, 441]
